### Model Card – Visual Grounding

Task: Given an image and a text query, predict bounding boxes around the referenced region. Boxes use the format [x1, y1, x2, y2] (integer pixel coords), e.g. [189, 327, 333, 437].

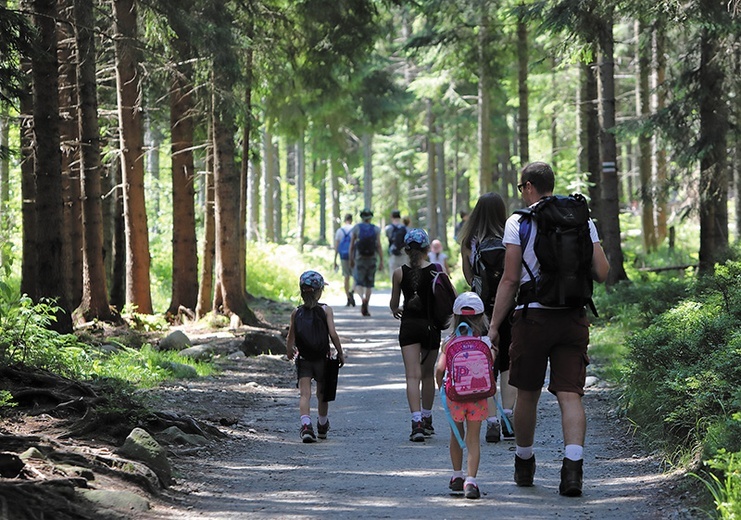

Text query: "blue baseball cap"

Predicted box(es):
[299, 270, 327, 289]
[404, 228, 430, 249]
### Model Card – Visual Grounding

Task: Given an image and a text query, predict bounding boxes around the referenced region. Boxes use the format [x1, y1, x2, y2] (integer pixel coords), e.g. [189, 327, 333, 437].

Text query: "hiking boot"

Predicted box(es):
[300, 423, 316, 443]
[317, 420, 330, 439]
[448, 476, 464, 493]
[514, 454, 536, 486]
[422, 416, 435, 436]
[464, 482, 481, 499]
[559, 458, 583, 497]
[485, 419, 500, 443]
[501, 411, 515, 440]
[409, 420, 425, 442]
[361, 300, 370, 316]
[347, 292, 356, 307]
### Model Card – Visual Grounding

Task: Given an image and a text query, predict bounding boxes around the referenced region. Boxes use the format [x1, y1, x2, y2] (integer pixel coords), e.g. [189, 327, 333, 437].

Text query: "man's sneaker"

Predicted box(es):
[300, 423, 316, 443]
[317, 420, 330, 439]
[448, 476, 464, 493]
[559, 458, 583, 497]
[464, 482, 481, 499]
[501, 411, 515, 440]
[422, 416, 435, 436]
[485, 419, 500, 443]
[514, 454, 536, 486]
[409, 420, 425, 442]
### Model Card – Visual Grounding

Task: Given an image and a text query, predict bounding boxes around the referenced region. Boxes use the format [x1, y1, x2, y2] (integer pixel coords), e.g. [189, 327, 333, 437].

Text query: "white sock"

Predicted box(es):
[421, 408, 432, 419]
[452, 470, 463, 479]
[464, 476, 477, 486]
[318, 415, 328, 426]
[503, 408, 513, 415]
[564, 444, 583, 461]
[516, 445, 534, 459]
[301, 415, 311, 426]
[411, 411, 422, 422]
[487, 416, 499, 424]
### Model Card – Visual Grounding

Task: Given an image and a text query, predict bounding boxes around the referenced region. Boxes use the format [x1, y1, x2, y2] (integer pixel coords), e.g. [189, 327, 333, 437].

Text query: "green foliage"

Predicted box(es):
[692, 448, 741, 519]
[624, 259, 741, 457]
[0, 390, 16, 409]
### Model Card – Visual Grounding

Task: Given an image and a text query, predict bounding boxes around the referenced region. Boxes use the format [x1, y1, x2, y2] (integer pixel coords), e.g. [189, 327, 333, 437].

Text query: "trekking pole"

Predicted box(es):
[440, 385, 466, 450]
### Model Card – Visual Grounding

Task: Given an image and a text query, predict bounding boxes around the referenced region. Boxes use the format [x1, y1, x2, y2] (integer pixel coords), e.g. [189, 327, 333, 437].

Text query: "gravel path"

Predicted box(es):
[139, 290, 700, 519]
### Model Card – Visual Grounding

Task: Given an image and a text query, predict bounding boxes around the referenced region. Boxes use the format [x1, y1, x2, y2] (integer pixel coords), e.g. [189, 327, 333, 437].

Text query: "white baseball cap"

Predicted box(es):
[453, 292, 485, 315]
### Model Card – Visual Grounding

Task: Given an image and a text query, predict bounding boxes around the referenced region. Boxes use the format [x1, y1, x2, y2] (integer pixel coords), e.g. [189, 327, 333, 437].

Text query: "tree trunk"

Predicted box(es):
[653, 21, 668, 243]
[211, 66, 257, 326]
[167, 58, 199, 316]
[329, 155, 340, 233]
[698, 12, 729, 274]
[112, 0, 152, 314]
[261, 127, 275, 242]
[58, 0, 82, 310]
[32, 0, 73, 332]
[72, 0, 111, 323]
[297, 132, 306, 251]
[362, 132, 373, 210]
[247, 159, 259, 241]
[109, 155, 126, 311]
[581, 53, 602, 232]
[597, 14, 628, 286]
[196, 127, 214, 319]
[517, 12, 528, 167]
[239, 27, 253, 284]
[477, 6, 491, 194]
[435, 123, 446, 245]
[636, 21, 656, 253]
[426, 101, 437, 235]
[272, 140, 282, 243]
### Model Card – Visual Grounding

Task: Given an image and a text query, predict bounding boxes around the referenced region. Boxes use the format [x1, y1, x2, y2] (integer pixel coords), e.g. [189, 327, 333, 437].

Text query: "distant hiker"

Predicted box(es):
[389, 228, 442, 442]
[334, 213, 356, 307]
[286, 271, 345, 443]
[454, 210, 468, 243]
[350, 208, 383, 316]
[459, 192, 516, 444]
[427, 239, 450, 275]
[436, 292, 495, 499]
[385, 209, 408, 274]
[487, 162, 609, 496]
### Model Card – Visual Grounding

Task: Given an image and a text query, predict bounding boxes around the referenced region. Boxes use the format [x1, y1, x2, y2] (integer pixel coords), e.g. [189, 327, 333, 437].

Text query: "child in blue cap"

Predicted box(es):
[286, 271, 345, 442]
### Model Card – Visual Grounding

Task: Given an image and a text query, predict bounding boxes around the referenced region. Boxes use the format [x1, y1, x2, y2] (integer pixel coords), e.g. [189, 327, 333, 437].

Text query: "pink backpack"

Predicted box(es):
[444, 323, 496, 402]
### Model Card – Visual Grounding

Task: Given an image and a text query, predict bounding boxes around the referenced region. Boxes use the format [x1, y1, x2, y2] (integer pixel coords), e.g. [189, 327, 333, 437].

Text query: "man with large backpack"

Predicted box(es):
[350, 208, 384, 317]
[487, 162, 609, 497]
[334, 213, 355, 307]
[385, 209, 407, 274]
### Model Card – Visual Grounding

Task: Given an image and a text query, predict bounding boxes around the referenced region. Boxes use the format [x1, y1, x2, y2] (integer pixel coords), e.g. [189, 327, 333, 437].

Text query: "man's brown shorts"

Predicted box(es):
[508, 308, 590, 395]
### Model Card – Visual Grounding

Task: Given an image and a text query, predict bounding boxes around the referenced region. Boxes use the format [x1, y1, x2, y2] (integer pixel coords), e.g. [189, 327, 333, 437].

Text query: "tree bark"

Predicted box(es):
[653, 21, 668, 243]
[196, 126, 214, 319]
[477, 5, 491, 194]
[362, 132, 373, 211]
[112, 0, 152, 314]
[636, 20, 656, 253]
[32, 0, 73, 332]
[426, 101, 437, 235]
[72, 0, 111, 323]
[261, 127, 275, 242]
[597, 13, 628, 286]
[297, 132, 306, 251]
[517, 13, 529, 166]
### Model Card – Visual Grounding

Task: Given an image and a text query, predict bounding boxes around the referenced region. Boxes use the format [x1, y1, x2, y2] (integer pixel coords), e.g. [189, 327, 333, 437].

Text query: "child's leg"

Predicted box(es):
[298, 377, 313, 418]
[400, 343, 423, 413]
[450, 421, 465, 471]
[420, 347, 437, 411]
[465, 419, 483, 478]
[316, 380, 329, 417]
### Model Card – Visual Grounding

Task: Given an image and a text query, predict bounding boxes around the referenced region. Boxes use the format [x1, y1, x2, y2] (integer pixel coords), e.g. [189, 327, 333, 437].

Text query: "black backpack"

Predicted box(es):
[389, 224, 407, 256]
[356, 223, 377, 257]
[514, 194, 597, 315]
[471, 236, 506, 313]
[293, 305, 330, 361]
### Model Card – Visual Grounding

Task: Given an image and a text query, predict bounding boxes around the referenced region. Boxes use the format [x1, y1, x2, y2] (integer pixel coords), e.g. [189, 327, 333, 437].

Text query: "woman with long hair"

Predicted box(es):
[389, 228, 441, 442]
[459, 192, 517, 443]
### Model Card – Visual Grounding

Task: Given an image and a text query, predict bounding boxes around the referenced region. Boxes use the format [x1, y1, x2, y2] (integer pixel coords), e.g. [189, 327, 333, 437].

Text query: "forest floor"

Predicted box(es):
[1, 290, 708, 519]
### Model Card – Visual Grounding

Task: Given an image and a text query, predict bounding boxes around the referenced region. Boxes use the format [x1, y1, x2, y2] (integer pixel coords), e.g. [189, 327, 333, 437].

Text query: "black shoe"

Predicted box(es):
[464, 482, 480, 499]
[361, 300, 370, 316]
[347, 292, 356, 307]
[409, 420, 425, 442]
[514, 454, 535, 486]
[422, 416, 435, 436]
[559, 458, 583, 497]
[317, 419, 330, 439]
[300, 423, 316, 443]
[485, 420, 500, 443]
[449, 476, 464, 493]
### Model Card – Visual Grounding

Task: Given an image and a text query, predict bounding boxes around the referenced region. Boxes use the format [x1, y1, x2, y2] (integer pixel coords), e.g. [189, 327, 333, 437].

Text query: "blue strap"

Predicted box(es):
[495, 398, 513, 433]
[440, 385, 466, 449]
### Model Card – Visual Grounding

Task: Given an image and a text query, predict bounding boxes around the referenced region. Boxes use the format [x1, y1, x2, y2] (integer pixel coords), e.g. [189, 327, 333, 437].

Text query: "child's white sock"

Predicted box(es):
[564, 444, 583, 461]
[301, 415, 311, 426]
[318, 415, 328, 426]
[516, 445, 534, 459]
[464, 476, 477, 486]
[452, 470, 464, 479]
[487, 416, 499, 424]
[411, 411, 422, 422]
[421, 408, 432, 418]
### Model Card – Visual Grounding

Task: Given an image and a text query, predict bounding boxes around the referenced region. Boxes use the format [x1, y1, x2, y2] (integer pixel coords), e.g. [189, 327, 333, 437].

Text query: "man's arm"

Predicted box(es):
[592, 242, 610, 283]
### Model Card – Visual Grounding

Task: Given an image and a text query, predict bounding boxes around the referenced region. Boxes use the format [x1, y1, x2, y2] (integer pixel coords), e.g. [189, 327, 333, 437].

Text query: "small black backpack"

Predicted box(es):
[515, 194, 597, 315]
[471, 236, 506, 312]
[294, 305, 330, 361]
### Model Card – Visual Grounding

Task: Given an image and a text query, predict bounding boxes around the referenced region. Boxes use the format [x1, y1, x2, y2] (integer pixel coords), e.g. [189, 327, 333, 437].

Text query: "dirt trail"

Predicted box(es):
[140, 290, 699, 519]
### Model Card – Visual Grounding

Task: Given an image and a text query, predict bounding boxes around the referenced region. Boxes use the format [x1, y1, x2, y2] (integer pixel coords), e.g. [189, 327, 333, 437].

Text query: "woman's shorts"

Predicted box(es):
[353, 256, 377, 287]
[399, 318, 441, 351]
[296, 357, 326, 383]
[447, 397, 488, 423]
